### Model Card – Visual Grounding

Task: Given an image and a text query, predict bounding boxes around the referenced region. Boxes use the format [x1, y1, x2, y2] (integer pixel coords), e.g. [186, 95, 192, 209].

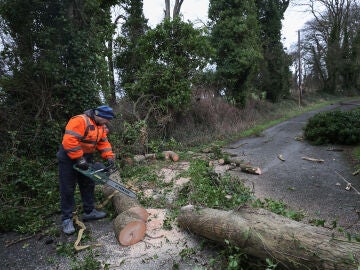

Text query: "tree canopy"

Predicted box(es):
[209, 0, 263, 106]
[0, 0, 115, 157]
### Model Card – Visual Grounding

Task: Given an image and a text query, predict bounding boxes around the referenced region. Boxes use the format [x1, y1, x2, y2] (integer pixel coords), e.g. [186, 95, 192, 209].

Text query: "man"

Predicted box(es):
[57, 105, 116, 234]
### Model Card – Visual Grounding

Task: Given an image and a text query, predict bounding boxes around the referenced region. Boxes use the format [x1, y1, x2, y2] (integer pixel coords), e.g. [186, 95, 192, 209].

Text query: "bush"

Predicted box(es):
[304, 109, 360, 145]
[0, 154, 59, 233]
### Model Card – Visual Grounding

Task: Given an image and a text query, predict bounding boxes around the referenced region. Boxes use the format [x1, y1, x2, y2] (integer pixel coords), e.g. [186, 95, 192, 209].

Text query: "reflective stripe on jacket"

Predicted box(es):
[62, 114, 115, 160]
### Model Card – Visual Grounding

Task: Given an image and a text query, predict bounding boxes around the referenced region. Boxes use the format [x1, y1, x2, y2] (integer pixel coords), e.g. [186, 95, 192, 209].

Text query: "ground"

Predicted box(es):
[1, 101, 359, 270]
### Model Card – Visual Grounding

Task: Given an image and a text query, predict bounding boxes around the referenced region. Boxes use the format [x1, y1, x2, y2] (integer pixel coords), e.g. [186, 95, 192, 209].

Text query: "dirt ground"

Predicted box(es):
[1, 101, 359, 270]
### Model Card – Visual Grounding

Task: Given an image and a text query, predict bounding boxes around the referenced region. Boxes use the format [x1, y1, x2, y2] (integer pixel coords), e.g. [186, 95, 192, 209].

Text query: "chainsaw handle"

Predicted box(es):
[73, 164, 90, 171]
[73, 162, 116, 174]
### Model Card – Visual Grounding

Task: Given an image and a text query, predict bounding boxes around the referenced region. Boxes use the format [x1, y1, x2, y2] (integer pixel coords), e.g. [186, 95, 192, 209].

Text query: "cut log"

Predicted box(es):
[113, 210, 146, 246]
[239, 164, 262, 175]
[162, 151, 179, 162]
[228, 157, 262, 175]
[178, 205, 360, 270]
[133, 155, 146, 163]
[302, 156, 324, 163]
[103, 185, 149, 222]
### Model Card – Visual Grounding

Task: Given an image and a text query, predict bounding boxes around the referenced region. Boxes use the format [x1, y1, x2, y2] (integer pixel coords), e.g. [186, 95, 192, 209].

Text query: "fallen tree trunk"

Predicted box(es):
[113, 210, 146, 246]
[178, 205, 360, 269]
[102, 185, 149, 246]
[103, 185, 148, 222]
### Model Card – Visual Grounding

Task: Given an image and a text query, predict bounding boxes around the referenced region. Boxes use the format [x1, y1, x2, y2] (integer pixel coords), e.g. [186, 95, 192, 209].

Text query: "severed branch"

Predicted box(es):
[5, 233, 41, 247]
[302, 156, 324, 163]
[228, 157, 262, 175]
[334, 170, 360, 195]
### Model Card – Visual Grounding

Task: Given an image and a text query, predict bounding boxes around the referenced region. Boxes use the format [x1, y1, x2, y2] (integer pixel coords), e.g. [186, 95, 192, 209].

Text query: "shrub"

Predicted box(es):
[304, 109, 360, 145]
[0, 154, 59, 233]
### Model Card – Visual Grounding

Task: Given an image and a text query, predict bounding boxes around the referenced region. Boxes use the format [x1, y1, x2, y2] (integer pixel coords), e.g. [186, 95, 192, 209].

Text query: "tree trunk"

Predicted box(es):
[164, 0, 170, 19]
[113, 210, 146, 246]
[102, 185, 148, 222]
[103, 185, 149, 246]
[177, 205, 360, 270]
[173, 0, 184, 18]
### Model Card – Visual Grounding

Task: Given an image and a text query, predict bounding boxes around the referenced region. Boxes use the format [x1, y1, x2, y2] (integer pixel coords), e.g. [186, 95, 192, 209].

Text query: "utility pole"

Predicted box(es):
[298, 30, 302, 106]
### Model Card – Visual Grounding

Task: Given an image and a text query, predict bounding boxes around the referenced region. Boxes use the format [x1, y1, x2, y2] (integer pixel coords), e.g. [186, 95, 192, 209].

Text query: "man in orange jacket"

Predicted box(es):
[57, 105, 116, 234]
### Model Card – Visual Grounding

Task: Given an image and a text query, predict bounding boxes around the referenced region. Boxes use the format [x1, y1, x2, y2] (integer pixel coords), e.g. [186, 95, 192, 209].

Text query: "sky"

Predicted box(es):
[142, 0, 313, 51]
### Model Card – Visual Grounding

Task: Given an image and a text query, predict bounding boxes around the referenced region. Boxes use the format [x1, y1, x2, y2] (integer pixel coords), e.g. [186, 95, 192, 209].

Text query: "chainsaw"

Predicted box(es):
[73, 162, 137, 199]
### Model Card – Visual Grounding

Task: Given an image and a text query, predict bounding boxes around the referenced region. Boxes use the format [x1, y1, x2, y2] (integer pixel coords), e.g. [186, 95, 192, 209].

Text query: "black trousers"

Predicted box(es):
[56, 146, 95, 221]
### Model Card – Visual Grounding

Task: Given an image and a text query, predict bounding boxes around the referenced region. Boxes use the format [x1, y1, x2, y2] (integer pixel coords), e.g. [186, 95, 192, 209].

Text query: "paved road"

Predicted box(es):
[224, 101, 360, 234]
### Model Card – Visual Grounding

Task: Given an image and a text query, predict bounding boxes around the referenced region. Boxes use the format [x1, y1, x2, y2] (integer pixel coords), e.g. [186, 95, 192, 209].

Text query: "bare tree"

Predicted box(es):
[164, 0, 184, 19]
[295, 0, 359, 93]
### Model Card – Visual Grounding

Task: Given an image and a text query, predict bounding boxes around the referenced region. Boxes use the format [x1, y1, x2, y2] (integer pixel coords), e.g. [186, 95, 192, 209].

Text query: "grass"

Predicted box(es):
[351, 146, 360, 173]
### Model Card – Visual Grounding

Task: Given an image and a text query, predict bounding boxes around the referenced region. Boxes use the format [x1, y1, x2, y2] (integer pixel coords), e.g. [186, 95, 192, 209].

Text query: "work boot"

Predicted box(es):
[82, 209, 106, 221]
[62, 218, 75, 235]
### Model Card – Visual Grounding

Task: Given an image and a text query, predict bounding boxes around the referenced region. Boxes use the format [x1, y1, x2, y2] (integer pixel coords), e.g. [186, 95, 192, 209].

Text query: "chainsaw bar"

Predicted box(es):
[103, 178, 137, 199]
[73, 164, 137, 199]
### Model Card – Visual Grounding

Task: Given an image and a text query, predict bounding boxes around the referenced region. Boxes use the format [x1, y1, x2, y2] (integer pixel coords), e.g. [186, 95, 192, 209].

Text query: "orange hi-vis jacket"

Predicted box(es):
[62, 114, 115, 160]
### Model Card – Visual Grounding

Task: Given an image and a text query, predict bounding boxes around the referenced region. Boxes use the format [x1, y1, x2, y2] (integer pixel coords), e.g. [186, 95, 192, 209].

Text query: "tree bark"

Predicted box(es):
[103, 185, 149, 222]
[103, 185, 148, 246]
[178, 205, 360, 270]
[228, 157, 261, 174]
[173, 0, 184, 18]
[164, 0, 170, 19]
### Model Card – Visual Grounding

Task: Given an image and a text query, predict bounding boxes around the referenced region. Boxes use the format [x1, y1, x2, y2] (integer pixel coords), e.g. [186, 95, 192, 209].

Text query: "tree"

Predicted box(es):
[351, 29, 360, 89]
[0, 0, 116, 157]
[164, 0, 184, 19]
[209, 0, 263, 106]
[114, 0, 148, 97]
[125, 18, 212, 115]
[255, 0, 291, 102]
[299, 0, 359, 94]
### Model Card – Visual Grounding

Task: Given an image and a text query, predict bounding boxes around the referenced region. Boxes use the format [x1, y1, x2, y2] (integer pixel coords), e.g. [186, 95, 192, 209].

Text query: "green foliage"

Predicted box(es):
[252, 198, 305, 221]
[125, 18, 212, 113]
[115, 0, 149, 90]
[209, 0, 263, 106]
[255, 0, 291, 102]
[178, 159, 253, 209]
[351, 146, 360, 173]
[309, 218, 326, 227]
[0, 0, 114, 159]
[147, 137, 182, 153]
[70, 250, 103, 270]
[120, 120, 147, 154]
[304, 109, 360, 145]
[216, 240, 249, 270]
[0, 154, 59, 233]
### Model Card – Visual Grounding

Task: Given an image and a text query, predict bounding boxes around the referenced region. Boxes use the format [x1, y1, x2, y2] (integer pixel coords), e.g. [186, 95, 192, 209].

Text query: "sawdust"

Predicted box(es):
[93, 161, 220, 270]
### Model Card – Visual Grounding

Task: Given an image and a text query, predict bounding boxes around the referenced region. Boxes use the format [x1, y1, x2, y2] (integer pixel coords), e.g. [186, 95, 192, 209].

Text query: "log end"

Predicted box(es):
[128, 206, 149, 222]
[255, 168, 262, 175]
[162, 151, 179, 162]
[118, 220, 146, 246]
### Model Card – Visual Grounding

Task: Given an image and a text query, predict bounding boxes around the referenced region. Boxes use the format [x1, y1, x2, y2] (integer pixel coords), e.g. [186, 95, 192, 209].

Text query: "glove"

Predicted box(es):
[106, 158, 115, 167]
[76, 157, 89, 170]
